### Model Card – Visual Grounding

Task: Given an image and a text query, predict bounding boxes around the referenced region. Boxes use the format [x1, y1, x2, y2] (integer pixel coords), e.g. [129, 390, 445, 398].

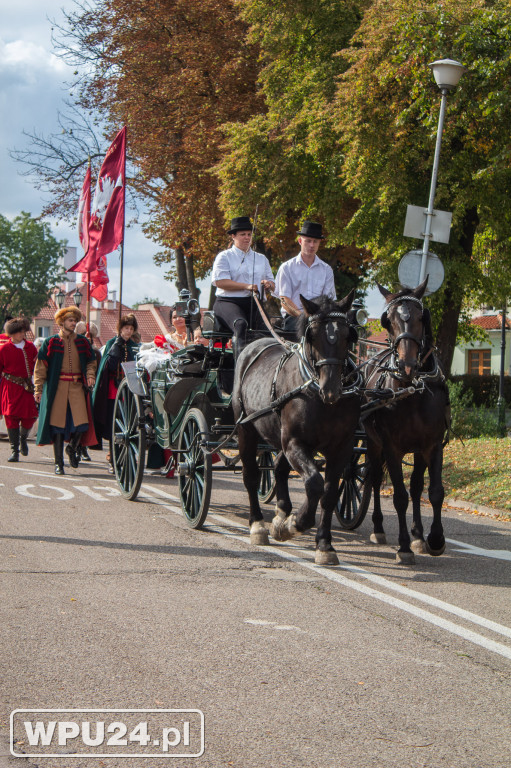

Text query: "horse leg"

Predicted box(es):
[238, 424, 269, 546]
[274, 451, 293, 519]
[386, 452, 414, 564]
[270, 441, 323, 542]
[368, 442, 387, 545]
[315, 456, 348, 566]
[410, 453, 427, 554]
[425, 444, 446, 556]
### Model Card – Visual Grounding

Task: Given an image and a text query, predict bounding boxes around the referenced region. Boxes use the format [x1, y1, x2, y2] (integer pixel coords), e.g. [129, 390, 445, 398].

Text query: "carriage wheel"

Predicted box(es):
[257, 450, 278, 504]
[177, 408, 212, 529]
[335, 436, 372, 529]
[112, 378, 146, 500]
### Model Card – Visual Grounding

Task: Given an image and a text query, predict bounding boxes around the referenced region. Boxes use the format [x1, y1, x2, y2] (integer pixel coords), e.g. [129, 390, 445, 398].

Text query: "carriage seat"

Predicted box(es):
[201, 311, 233, 340]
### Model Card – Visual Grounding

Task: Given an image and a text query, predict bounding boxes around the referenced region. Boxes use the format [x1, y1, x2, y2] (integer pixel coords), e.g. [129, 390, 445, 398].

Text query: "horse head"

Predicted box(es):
[378, 278, 431, 380]
[299, 289, 358, 405]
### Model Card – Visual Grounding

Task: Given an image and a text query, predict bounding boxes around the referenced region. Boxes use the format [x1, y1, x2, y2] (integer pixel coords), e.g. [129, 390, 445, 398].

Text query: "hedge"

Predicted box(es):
[448, 374, 511, 407]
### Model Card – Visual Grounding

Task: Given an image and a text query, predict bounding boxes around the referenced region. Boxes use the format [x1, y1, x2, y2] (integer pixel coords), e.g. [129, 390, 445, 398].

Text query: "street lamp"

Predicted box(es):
[418, 58, 467, 284]
[73, 288, 83, 308]
[54, 288, 66, 309]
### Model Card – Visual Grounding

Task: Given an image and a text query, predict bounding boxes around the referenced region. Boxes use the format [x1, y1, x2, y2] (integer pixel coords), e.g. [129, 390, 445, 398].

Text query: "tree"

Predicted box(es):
[0, 213, 65, 321]
[131, 297, 163, 309]
[334, 0, 511, 369]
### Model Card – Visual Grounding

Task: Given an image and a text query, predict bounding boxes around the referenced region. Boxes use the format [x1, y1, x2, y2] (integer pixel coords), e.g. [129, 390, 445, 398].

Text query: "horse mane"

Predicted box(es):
[296, 295, 339, 338]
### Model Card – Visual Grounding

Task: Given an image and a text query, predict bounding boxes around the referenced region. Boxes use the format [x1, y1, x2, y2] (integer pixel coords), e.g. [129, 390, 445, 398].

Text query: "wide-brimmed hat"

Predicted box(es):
[55, 306, 82, 325]
[297, 220, 324, 239]
[227, 216, 253, 234]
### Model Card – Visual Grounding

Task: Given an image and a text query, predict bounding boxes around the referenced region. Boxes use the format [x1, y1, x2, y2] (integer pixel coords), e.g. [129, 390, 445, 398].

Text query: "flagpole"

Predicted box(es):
[118, 126, 127, 324]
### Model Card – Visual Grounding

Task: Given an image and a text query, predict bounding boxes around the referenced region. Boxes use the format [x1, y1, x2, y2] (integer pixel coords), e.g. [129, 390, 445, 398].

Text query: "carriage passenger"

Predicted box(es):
[93, 314, 139, 472]
[274, 221, 336, 335]
[211, 216, 275, 360]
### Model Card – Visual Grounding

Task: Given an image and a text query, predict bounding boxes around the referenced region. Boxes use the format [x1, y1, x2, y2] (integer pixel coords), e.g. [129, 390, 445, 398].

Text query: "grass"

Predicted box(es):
[400, 437, 511, 517]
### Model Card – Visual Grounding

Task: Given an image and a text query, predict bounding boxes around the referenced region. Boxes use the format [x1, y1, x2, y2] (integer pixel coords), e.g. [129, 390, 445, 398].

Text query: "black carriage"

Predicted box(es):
[111, 295, 372, 531]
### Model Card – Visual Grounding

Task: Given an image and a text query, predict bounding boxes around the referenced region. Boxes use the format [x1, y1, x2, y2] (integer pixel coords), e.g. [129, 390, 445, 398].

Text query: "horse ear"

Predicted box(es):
[380, 310, 391, 331]
[300, 295, 319, 316]
[378, 283, 392, 299]
[414, 276, 429, 299]
[337, 287, 356, 312]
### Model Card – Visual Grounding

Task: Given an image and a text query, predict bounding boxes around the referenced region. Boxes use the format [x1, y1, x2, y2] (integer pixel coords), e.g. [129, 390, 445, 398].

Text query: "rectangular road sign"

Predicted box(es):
[403, 204, 452, 244]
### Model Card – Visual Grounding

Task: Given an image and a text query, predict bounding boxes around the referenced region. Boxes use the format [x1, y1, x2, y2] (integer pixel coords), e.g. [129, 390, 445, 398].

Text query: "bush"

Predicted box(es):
[449, 374, 511, 407]
[447, 380, 501, 438]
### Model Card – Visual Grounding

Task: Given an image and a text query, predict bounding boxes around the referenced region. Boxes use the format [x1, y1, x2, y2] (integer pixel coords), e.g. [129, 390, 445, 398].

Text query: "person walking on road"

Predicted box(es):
[34, 306, 97, 475]
[0, 317, 38, 461]
[274, 220, 336, 335]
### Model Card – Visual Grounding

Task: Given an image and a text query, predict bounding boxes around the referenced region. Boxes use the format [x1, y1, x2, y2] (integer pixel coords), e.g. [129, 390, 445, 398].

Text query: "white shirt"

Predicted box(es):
[14, 340, 26, 349]
[212, 245, 274, 297]
[275, 253, 336, 314]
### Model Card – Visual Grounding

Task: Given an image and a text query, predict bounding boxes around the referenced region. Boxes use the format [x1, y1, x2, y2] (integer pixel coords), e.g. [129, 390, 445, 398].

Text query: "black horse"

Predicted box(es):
[232, 292, 361, 565]
[363, 279, 450, 564]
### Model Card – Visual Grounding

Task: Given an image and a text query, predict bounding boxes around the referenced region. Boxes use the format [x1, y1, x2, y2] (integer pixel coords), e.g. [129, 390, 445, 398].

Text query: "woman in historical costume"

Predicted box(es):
[93, 313, 139, 472]
[0, 317, 38, 461]
[34, 306, 97, 475]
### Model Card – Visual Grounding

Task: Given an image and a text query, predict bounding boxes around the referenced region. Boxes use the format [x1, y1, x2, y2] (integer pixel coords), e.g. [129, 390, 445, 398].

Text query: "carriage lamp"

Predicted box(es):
[54, 288, 66, 309]
[73, 288, 83, 308]
[418, 58, 466, 285]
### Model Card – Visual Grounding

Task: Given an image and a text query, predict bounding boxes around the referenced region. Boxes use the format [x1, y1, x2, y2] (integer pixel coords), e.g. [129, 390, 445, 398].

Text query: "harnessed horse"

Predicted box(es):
[363, 279, 450, 564]
[232, 292, 362, 565]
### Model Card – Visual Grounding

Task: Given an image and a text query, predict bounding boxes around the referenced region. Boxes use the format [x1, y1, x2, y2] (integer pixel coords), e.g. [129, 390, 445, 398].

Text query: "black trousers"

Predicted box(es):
[213, 296, 265, 338]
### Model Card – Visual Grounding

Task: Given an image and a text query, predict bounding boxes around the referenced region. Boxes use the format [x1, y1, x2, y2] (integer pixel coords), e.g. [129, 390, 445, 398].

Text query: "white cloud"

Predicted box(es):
[0, 39, 67, 79]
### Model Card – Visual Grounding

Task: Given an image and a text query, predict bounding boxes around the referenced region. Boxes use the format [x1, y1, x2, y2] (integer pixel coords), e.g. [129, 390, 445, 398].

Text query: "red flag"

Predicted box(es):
[77, 164, 91, 255]
[69, 126, 126, 282]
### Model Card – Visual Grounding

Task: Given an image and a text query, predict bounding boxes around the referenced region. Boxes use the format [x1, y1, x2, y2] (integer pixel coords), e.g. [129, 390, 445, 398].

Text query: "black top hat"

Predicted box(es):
[297, 220, 324, 239]
[227, 216, 253, 235]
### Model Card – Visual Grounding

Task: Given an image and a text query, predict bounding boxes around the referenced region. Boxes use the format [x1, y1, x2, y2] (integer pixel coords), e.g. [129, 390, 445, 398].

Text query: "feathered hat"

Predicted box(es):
[54, 306, 82, 325]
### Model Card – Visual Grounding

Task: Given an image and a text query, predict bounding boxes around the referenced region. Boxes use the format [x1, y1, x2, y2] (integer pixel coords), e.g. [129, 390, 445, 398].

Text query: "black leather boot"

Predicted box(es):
[7, 428, 20, 462]
[20, 427, 30, 456]
[53, 434, 65, 474]
[80, 445, 91, 462]
[65, 432, 82, 469]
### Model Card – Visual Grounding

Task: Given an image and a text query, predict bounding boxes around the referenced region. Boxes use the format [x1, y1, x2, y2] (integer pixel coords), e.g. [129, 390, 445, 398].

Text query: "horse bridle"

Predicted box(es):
[384, 295, 426, 359]
[303, 311, 354, 374]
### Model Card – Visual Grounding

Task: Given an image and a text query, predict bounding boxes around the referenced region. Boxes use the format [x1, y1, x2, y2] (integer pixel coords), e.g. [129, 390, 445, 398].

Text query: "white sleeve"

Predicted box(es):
[264, 256, 274, 282]
[324, 265, 337, 300]
[276, 262, 292, 297]
[211, 251, 231, 284]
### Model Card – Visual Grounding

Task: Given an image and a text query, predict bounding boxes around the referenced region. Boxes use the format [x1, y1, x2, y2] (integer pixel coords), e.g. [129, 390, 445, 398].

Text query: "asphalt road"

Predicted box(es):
[0, 440, 510, 768]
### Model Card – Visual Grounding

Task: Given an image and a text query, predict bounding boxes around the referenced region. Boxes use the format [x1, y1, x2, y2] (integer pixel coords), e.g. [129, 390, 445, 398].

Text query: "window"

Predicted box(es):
[468, 349, 491, 375]
[36, 326, 51, 338]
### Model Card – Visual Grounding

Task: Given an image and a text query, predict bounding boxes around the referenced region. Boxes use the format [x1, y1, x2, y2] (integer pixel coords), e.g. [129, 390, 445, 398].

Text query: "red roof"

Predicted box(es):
[471, 314, 511, 330]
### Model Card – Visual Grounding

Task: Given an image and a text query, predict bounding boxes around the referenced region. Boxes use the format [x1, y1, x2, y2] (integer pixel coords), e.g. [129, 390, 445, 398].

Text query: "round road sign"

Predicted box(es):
[398, 249, 444, 295]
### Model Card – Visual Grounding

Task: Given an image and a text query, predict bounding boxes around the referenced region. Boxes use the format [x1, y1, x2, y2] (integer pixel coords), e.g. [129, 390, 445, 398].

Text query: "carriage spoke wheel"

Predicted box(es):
[257, 450, 278, 504]
[335, 436, 371, 529]
[177, 408, 212, 529]
[113, 378, 146, 500]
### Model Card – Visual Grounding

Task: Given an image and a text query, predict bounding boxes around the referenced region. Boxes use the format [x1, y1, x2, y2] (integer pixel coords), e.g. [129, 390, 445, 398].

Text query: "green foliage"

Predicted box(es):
[132, 297, 163, 308]
[447, 379, 501, 438]
[0, 212, 65, 321]
[449, 374, 511, 408]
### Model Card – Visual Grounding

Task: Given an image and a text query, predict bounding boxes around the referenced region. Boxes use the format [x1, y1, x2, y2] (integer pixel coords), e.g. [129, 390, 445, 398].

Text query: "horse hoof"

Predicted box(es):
[250, 521, 269, 546]
[315, 549, 339, 566]
[396, 551, 415, 565]
[425, 538, 446, 557]
[270, 514, 298, 542]
[411, 538, 427, 554]
[370, 533, 387, 545]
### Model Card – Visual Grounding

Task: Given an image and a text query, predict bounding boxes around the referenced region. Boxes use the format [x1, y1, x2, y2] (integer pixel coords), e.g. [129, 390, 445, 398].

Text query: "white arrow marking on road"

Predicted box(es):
[446, 538, 511, 561]
[15, 484, 75, 500]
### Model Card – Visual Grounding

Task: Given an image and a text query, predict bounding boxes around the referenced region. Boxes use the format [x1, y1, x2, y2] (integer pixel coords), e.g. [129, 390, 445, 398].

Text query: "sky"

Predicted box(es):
[0, 1, 383, 315]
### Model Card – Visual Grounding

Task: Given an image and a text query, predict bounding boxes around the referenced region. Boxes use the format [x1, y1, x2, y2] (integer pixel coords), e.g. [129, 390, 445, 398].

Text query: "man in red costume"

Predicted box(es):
[0, 317, 38, 461]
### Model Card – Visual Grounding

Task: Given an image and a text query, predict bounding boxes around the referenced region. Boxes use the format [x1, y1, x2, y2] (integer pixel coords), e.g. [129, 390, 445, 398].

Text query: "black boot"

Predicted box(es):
[7, 428, 20, 462]
[65, 432, 82, 469]
[53, 434, 65, 474]
[80, 445, 91, 462]
[20, 426, 30, 456]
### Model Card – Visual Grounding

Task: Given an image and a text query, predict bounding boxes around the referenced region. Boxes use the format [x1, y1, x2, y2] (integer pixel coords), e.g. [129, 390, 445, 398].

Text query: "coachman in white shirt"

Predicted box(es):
[211, 216, 275, 360]
[275, 220, 336, 335]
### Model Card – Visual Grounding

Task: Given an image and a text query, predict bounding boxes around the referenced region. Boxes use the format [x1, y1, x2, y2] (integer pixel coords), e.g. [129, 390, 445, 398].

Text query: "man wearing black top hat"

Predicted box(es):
[274, 220, 336, 334]
[211, 216, 275, 360]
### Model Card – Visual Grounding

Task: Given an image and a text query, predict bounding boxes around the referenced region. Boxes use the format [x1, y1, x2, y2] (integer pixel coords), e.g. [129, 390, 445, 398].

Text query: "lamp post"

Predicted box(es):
[73, 288, 83, 308]
[419, 59, 467, 285]
[497, 302, 508, 437]
[54, 288, 66, 309]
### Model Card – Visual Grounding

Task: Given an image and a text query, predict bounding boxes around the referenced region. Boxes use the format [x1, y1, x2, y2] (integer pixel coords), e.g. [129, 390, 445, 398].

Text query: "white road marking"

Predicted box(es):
[73, 486, 110, 501]
[15, 484, 75, 501]
[446, 538, 511, 562]
[138, 484, 511, 660]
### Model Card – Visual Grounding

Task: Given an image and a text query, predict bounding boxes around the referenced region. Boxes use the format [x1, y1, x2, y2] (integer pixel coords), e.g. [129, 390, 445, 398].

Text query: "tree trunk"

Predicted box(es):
[174, 247, 188, 295]
[208, 283, 217, 310]
[185, 253, 199, 301]
[435, 206, 479, 373]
